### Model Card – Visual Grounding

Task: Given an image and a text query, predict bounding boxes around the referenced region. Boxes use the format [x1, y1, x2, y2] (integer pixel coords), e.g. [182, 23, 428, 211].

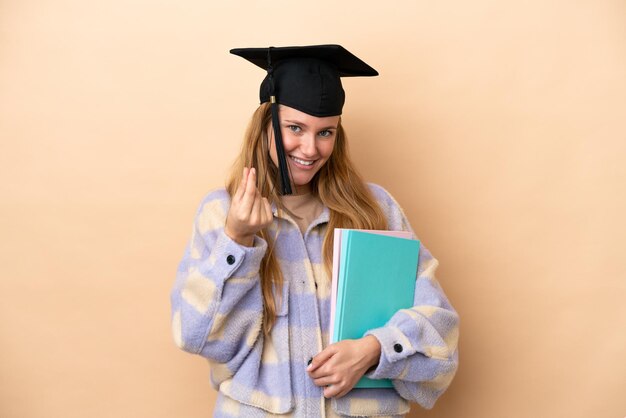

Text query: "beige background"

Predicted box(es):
[1, 0, 625, 417]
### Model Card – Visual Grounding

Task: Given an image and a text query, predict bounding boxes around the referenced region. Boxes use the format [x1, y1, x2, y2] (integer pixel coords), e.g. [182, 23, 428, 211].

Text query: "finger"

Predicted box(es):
[250, 190, 262, 224]
[255, 192, 269, 225]
[323, 384, 343, 399]
[307, 345, 337, 373]
[234, 167, 249, 201]
[309, 363, 333, 380]
[246, 167, 257, 195]
[240, 168, 257, 214]
[313, 376, 336, 387]
[334, 387, 351, 399]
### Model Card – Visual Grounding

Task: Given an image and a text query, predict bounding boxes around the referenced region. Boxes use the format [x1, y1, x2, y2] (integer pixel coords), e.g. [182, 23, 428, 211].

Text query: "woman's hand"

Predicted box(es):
[224, 167, 273, 247]
[306, 335, 382, 398]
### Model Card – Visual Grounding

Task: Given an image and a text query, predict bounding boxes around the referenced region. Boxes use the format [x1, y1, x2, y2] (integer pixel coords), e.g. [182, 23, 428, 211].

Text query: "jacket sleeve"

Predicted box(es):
[363, 184, 460, 409]
[170, 190, 267, 374]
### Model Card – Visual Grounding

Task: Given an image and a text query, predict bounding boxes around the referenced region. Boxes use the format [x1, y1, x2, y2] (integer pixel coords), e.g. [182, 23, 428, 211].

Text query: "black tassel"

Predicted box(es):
[267, 46, 292, 195]
[270, 101, 292, 195]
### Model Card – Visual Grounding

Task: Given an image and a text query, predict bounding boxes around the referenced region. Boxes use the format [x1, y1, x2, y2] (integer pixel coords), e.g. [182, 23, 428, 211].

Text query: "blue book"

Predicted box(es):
[332, 229, 420, 388]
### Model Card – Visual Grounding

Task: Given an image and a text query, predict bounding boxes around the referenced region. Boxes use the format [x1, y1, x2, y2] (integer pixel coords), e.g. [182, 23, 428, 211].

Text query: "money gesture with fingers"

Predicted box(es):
[224, 167, 273, 247]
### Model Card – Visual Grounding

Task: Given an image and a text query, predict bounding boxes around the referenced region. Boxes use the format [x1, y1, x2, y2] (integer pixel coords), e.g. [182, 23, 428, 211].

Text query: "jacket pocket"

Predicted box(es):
[220, 281, 293, 414]
[331, 388, 410, 417]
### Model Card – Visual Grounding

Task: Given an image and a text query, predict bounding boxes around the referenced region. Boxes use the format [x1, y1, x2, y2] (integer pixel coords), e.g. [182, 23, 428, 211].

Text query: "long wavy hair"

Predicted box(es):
[226, 103, 388, 335]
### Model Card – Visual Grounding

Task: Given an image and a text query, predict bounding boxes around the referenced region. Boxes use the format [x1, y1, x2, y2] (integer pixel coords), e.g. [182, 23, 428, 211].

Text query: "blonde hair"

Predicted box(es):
[226, 103, 388, 335]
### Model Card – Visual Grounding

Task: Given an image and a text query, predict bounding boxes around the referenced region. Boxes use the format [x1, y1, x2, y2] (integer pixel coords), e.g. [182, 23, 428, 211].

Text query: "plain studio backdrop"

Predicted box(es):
[1, 1, 625, 417]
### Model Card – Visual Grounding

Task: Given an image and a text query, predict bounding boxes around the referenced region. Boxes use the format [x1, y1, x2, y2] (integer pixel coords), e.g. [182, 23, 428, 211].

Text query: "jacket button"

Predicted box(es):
[226, 255, 235, 265]
[393, 343, 403, 353]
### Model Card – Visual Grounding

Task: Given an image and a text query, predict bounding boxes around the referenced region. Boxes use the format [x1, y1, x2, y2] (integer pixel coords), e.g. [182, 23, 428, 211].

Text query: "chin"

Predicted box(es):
[292, 179, 312, 187]
[291, 175, 315, 186]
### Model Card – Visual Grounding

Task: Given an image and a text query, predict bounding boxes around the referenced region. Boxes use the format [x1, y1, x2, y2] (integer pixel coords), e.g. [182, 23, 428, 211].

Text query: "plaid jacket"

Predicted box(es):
[170, 183, 459, 417]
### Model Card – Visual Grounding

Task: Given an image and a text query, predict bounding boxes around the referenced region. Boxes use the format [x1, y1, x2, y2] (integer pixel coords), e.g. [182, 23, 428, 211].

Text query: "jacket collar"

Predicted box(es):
[271, 201, 330, 229]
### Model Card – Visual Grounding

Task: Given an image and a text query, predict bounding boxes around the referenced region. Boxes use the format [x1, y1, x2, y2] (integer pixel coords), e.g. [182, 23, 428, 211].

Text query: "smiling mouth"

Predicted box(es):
[289, 155, 316, 166]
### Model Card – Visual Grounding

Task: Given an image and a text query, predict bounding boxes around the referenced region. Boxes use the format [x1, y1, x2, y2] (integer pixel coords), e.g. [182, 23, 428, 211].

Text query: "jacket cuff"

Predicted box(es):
[363, 326, 417, 380]
[209, 230, 267, 280]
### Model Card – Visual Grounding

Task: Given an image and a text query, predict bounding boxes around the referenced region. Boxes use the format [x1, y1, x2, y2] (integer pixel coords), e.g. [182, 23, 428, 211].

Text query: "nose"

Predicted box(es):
[299, 133, 317, 157]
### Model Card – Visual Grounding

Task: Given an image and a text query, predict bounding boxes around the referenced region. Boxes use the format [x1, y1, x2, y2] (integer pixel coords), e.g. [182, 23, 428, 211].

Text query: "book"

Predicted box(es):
[329, 229, 414, 342]
[330, 229, 419, 388]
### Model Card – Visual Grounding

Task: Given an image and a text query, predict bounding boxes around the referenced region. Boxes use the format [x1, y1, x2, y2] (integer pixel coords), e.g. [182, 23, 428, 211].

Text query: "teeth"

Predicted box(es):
[290, 156, 314, 166]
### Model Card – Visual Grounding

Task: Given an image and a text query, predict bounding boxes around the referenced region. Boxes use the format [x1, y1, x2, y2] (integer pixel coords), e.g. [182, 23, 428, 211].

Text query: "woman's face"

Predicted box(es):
[268, 105, 339, 192]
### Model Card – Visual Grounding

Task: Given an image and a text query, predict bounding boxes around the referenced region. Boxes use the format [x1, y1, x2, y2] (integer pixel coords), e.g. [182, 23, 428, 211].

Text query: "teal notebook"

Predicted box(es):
[332, 230, 420, 388]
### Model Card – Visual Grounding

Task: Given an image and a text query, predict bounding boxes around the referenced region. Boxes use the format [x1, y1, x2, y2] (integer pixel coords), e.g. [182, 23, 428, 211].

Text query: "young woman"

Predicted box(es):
[170, 45, 459, 417]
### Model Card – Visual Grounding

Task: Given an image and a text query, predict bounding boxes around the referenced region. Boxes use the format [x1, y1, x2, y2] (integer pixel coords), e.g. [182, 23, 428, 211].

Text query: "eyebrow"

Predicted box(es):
[283, 119, 338, 130]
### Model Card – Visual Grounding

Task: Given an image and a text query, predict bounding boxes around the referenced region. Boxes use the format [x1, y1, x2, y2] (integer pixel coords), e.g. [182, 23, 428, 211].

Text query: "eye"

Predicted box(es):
[318, 129, 334, 138]
[287, 125, 302, 133]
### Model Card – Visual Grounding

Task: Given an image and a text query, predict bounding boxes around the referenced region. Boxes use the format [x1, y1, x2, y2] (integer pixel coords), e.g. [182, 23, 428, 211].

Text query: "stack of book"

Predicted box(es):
[330, 229, 420, 388]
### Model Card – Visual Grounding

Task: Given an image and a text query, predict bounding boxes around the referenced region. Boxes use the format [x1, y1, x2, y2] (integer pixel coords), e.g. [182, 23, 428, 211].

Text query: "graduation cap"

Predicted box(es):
[230, 44, 378, 195]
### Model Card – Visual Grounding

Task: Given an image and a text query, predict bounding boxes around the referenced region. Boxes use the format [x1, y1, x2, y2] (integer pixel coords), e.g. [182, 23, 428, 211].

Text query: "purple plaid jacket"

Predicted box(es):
[170, 183, 459, 417]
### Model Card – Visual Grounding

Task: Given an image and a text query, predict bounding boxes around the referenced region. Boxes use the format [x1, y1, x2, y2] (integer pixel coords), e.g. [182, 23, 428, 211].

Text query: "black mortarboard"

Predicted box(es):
[230, 44, 378, 195]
